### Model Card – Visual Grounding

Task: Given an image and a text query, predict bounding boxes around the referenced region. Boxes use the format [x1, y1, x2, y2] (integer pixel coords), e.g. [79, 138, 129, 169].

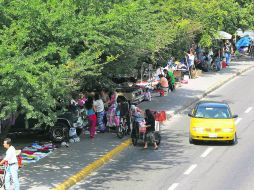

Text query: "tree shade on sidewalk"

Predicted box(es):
[18, 57, 254, 190]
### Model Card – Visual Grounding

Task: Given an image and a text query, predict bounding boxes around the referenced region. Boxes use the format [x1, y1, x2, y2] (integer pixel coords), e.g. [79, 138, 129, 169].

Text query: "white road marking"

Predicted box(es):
[184, 164, 197, 175]
[167, 183, 179, 190]
[245, 107, 253, 113]
[200, 147, 214, 158]
[235, 118, 242, 125]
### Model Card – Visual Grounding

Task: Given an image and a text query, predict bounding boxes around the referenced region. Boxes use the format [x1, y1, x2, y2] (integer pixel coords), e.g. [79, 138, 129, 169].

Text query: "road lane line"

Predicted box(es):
[200, 147, 213, 158]
[245, 107, 252, 113]
[184, 164, 197, 175]
[235, 118, 242, 125]
[167, 183, 179, 190]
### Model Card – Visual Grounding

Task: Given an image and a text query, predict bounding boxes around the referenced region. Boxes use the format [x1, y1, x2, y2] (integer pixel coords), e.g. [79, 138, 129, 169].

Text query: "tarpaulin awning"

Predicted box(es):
[215, 31, 232, 40]
[236, 36, 252, 50]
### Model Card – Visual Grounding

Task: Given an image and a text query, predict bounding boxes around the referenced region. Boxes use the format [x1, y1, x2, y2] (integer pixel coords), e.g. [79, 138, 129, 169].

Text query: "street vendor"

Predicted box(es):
[163, 69, 175, 92]
[155, 74, 169, 96]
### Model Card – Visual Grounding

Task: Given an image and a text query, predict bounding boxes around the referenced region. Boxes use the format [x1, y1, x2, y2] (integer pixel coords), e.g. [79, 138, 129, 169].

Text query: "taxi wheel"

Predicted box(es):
[229, 133, 238, 145]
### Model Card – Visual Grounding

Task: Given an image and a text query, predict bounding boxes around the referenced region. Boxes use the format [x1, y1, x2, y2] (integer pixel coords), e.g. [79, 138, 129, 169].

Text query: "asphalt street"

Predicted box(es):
[71, 67, 254, 190]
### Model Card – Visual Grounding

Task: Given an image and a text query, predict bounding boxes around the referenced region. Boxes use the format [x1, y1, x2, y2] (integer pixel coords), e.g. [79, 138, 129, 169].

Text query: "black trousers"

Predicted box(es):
[168, 83, 175, 92]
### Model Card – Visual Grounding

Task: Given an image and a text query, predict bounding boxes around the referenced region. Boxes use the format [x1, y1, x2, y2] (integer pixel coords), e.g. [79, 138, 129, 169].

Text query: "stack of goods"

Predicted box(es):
[69, 127, 80, 143]
[21, 143, 56, 165]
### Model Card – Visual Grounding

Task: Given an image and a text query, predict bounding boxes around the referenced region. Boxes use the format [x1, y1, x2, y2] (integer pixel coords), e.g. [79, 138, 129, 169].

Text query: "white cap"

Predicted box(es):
[131, 105, 136, 111]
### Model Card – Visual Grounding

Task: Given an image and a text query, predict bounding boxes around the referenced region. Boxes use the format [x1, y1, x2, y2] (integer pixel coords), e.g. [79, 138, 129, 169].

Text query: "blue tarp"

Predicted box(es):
[236, 36, 252, 50]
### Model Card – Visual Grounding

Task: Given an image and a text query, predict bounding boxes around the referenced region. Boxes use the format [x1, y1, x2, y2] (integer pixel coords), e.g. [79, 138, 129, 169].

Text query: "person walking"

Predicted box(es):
[94, 93, 106, 133]
[155, 74, 168, 96]
[0, 138, 20, 190]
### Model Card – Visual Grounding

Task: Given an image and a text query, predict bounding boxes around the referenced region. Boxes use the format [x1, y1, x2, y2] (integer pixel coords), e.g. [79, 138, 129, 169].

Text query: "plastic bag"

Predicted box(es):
[155, 111, 166, 122]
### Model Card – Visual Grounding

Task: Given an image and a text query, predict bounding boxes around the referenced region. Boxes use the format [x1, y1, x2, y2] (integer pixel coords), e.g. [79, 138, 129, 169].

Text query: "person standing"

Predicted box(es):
[223, 40, 233, 66]
[77, 93, 87, 108]
[85, 96, 97, 139]
[208, 48, 214, 70]
[163, 69, 175, 92]
[108, 91, 119, 127]
[100, 89, 110, 110]
[185, 50, 195, 79]
[100, 89, 110, 127]
[94, 93, 106, 133]
[0, 138, 20, 190]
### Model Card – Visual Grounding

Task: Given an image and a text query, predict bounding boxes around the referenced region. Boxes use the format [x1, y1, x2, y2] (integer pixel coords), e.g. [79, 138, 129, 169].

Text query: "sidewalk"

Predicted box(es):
[19, 57, 254, 190]
[139, 57, 254, 116]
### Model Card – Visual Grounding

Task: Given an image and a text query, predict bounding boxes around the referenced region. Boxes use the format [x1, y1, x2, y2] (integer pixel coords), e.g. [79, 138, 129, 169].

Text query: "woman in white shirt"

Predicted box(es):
[94, 93, 106, 132]
[185, 50, 195, 79]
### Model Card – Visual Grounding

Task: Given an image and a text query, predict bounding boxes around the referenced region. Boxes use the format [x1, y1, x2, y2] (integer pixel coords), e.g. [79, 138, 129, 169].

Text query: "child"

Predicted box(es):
[213, 52, 221, 71]
[144, 88, 152, 101]
[221, 57, 227, 69]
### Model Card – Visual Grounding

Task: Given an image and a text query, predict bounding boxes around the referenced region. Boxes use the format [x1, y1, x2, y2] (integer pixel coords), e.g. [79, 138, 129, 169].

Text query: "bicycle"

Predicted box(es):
[0, 152, 21, 189]
[0, 164, 14, 189]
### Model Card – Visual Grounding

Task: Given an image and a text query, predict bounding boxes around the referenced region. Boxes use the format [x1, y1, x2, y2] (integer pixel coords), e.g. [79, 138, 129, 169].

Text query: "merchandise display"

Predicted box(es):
[20, 142, 56, 165]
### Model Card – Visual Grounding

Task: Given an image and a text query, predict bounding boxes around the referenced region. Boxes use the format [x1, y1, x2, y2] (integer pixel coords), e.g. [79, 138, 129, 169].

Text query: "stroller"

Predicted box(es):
[131, 111, 161, 146]
[116, 100, 131, 139]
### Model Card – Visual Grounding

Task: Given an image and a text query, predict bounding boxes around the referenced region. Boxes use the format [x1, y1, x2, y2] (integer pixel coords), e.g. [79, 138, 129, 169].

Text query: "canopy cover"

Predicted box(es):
[236, 36, 252, 50]
[216, 31, 232, 40]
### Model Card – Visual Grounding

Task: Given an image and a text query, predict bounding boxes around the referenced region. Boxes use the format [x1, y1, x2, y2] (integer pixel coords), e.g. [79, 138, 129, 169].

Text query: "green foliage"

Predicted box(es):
[0, 0, 253, 126]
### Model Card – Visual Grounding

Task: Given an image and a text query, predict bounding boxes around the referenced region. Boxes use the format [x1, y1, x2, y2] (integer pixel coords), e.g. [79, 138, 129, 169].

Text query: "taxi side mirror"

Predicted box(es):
[188, 113, 194, 117]
[232, 114, 238, 118]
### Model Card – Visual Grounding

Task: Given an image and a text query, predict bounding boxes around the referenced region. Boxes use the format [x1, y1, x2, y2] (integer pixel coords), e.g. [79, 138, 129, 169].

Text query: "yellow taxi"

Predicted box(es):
[188, 101, 238, 145]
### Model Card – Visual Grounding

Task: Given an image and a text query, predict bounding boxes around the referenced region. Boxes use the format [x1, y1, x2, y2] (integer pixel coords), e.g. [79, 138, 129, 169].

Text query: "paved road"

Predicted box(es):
[71, 68, 254, 190]
[11, 57, 253, 190]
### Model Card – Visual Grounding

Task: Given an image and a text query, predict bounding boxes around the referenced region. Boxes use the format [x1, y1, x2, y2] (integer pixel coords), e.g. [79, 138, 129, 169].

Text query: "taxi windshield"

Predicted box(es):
[195, 106, 231, 119]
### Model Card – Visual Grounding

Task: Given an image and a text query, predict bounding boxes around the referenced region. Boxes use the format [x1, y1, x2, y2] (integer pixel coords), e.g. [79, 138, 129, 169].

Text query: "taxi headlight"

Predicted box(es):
[192, 127, 204, 133]
[222, 128, 234, 132]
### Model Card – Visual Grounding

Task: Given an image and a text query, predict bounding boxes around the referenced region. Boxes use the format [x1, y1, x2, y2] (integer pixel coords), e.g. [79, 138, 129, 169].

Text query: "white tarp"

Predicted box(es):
[243, 30, 254, 37]
[236, 28, 254, 38]
[215, 31, 232, 40]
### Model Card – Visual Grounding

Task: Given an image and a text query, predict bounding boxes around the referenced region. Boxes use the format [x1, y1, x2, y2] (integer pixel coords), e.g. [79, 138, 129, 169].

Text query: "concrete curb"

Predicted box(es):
[53, 139, 132, 190]
[166, 63, 254, 119]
